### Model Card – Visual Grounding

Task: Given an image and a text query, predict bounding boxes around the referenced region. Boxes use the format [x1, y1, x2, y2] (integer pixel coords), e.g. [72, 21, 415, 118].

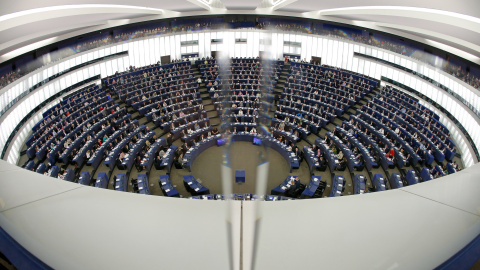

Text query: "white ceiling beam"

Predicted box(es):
[256, 0, 297, 11]
[304, 6, 480, 35]
[186, 0, 226, 11]
[376, 22, 480, 52]
[0, 21, 105, 56]
[0, 5, 164, 32]
[375, 22, 480, 63]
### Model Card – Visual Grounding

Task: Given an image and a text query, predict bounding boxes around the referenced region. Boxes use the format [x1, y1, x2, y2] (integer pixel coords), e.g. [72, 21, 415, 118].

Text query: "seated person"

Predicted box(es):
[166, 133, 173, 146]
[450, 161, 458, 171]
[317, 156, 327, 171]
[385, 148, 395, 160]
[354, 154, 364, 171]
[181, 142, 189, 155]
[336, 150, 344, 161]
[174, 152, 184, 169]
[292, 145, 302, 162]
[337, 156, 347, 171]
[442, 164, 449, 175]
[285, 177, 304, 198]
[58, 168, 68, 180]
[118, 152, 126, 163]
[135, 156, 142, 172]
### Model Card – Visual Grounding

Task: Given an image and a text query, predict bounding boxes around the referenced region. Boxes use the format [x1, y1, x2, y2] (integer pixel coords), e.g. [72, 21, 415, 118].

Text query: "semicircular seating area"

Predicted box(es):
[17, 57, 462, 199]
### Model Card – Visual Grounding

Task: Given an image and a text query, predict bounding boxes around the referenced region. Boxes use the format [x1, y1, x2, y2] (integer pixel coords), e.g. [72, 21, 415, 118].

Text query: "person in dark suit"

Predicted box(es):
[354, 154, 364, 171]
[292, 145, 302, 162]
[318, 156, 327, 171]
[166, 133, 173, 147]
[174, 150, 184, 169]
[373, 154, 380, 168]
[286, 177, 304, 198]
[134, 156, 142, 172]
[181, 142, 189, 155]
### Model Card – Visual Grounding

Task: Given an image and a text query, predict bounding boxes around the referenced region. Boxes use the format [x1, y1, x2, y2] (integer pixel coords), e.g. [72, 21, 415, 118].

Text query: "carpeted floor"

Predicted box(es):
[190, 141, 304, 195]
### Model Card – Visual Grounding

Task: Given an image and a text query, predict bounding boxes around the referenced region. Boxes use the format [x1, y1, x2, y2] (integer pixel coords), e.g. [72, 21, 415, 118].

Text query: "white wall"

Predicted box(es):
[0, 158, 479, 269]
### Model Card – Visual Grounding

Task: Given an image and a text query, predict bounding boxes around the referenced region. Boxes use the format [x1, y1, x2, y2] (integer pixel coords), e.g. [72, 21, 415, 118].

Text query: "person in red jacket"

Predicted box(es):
[386, 148, 395, 159]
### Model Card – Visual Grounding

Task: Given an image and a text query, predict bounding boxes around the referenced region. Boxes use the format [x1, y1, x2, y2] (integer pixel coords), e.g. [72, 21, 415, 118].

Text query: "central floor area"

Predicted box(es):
[191, 141, 290, 194]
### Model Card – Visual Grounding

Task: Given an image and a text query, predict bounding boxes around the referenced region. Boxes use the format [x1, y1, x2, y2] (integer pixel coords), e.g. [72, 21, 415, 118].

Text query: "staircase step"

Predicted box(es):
[206, 111, 218, 118]
[210, 118, 221, 126]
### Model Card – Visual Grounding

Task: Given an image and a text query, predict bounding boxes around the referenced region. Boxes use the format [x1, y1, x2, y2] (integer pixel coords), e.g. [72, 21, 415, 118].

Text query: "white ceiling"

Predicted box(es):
[0, 0, 479, 64]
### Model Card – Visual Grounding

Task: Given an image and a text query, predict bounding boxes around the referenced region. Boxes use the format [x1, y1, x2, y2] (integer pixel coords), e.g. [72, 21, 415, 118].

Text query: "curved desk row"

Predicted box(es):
[183, 133, 300, 173]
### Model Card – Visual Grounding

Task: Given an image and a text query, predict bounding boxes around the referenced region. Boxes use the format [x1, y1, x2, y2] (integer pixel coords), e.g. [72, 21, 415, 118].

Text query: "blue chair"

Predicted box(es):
[95, 172, 109, 189]
[50, 166, 60, 178]
[353, 174, 366, 194]
[446, 163, 456, 174]
[329, 175, 345, 197]
[78, 171, 92, 185]
[137, 174, 150, 195]
[25, 160, 35, 171]
[435, 165, 446, 177]
[420, 167, 433, 182]
[158, 175, 180, 197]
[372, 174, 386, 191]
[425, 152, 434, 166]
[115, 173, 128, 192]
[301, 176, 322, 198]
[235, 170, 246, 183]
[406, 170, 419, 185]
[36, 163, 47, 174]
[389, 173, 403, 189]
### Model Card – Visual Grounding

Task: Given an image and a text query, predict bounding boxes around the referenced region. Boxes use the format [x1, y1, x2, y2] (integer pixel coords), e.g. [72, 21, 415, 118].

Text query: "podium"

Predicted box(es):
[235, 170, 245, 183]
